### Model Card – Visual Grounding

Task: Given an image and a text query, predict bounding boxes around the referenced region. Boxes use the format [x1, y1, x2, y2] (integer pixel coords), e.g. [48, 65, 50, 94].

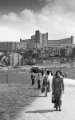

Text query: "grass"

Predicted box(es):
[0, 69, 40, 120]
[0, 65, 75, 119]
[0, 84, 40, 120]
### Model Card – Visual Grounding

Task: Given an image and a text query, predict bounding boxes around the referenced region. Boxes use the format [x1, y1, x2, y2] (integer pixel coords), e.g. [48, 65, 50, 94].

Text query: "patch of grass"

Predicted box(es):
[0, 83, 40, 120]
[0, 69, 41, 120]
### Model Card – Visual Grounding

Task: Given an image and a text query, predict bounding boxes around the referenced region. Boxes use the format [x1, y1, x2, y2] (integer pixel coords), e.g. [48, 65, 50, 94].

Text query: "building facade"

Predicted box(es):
[0, 30, 74, 54]
[47, 36, 74, 56]
[48, 36, 73, 48]
[0, 42, 17, 52]
[19, 39, 30, 50]
[31, 30, 48, 49]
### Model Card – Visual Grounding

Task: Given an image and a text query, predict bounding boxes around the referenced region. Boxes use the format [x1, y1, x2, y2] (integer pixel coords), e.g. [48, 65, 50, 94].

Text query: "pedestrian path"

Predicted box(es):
[15, 92, 53, 120]
[15, 90, 65, 120]
[15, 78, 75, 120]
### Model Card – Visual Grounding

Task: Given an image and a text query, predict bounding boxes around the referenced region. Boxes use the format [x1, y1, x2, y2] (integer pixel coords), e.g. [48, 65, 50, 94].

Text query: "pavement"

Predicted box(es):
[15, 78, 75, 120]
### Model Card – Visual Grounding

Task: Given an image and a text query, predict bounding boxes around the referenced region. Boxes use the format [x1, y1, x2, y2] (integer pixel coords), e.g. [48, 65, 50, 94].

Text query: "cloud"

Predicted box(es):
[0, 0, 75, 42]
[2, 12, 21, 22]
[0, 0, 47, 13]
[46, 0, 75, 13]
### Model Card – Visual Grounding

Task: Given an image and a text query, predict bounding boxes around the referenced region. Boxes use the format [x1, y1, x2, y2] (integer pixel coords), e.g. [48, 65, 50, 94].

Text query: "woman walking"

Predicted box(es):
[31, 72, 35, 86]
[52, 70, 64, 111]
[47, 70, 53, 92]
[37, 73, 42, 89]
[42, 71, 48, 96]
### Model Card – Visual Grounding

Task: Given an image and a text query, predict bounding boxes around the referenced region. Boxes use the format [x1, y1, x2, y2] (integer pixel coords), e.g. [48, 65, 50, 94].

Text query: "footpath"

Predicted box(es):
[15, 78, 75, 120]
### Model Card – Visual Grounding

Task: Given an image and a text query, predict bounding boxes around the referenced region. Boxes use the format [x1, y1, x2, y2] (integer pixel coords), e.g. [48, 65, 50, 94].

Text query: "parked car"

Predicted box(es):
[31, 66, 41, 73]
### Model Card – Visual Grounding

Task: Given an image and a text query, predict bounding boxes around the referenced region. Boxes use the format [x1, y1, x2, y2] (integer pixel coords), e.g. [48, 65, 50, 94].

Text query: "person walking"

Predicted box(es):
[37, 73, 42, 89]
[42, 71, 48, 97]
[52, 70, 64, 111]
[31, 72, 35, 86]
[47, 70, 53, 92]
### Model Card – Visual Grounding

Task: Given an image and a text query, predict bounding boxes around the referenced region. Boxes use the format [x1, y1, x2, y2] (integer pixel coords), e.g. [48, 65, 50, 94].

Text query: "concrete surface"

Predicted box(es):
[15, 78, 75, 120]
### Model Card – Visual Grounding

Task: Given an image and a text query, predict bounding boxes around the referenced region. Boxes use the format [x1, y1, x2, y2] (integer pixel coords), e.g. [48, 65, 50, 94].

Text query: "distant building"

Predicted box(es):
[27, 40, 36, 49]
[19, 38, 30, 50]
[9, 52, 22, 66]
[0, 42, 17, 52]
[48, 36, 73, 48]
[41, 33, 48, 48]
[47, 36, 74, 56]
[31, 30, 48, 49]
[16, 42, 21, 50]
[0, 30, 74, 54]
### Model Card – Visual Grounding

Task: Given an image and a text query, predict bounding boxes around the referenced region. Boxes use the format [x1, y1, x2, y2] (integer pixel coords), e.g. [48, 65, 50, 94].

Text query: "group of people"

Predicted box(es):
[31, 69, 64, 111]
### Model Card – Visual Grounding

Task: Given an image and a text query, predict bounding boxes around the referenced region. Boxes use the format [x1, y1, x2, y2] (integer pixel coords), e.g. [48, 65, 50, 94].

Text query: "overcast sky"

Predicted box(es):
[0, 0, 75, 42]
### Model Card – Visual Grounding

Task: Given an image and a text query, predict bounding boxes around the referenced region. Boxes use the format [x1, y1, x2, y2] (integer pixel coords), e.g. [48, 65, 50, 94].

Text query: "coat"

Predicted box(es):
[52, 76, 64, 96]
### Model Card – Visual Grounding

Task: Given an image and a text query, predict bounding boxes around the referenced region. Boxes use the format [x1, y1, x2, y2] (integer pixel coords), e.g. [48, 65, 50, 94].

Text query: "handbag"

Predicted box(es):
[41, 85, 45, 93]
[52, 95, 55, 103]
[47, 81, 50, 92]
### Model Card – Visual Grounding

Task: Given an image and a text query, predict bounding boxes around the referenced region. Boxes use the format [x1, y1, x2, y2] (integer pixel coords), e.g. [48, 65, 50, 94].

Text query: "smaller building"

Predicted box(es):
[9, 52, 22, 66]
[19, 39, 30, 50]
[48, 36, 73, 48]
[0, 42, 17, 52]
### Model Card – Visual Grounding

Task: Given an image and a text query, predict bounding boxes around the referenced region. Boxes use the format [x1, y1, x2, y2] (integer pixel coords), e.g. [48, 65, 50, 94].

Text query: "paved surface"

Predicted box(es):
[15, 78, 75, 120]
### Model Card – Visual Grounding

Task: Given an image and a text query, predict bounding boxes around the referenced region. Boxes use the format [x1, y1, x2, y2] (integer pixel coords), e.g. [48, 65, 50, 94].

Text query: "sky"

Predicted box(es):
[0, 0, 75, 42]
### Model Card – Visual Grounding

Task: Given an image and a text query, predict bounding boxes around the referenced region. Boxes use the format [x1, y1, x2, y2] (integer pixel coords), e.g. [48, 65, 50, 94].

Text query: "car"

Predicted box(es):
[31, 66, 41, 73]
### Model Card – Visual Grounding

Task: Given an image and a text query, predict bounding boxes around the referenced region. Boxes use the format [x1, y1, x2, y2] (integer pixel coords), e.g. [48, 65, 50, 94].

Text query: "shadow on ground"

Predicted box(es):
[26, 109, 55, 113]
[30, 95, 45, 97]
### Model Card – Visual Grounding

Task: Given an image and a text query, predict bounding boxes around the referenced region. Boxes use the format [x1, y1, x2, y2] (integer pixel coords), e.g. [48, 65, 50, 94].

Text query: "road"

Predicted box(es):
[15, 78, 75, 120]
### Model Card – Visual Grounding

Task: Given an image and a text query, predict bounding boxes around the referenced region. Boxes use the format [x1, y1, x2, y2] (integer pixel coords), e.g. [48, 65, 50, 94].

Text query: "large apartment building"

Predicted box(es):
[19, 30, 48, 49]
[30, 30, 48, 49]
[0, 30, 74, 52]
